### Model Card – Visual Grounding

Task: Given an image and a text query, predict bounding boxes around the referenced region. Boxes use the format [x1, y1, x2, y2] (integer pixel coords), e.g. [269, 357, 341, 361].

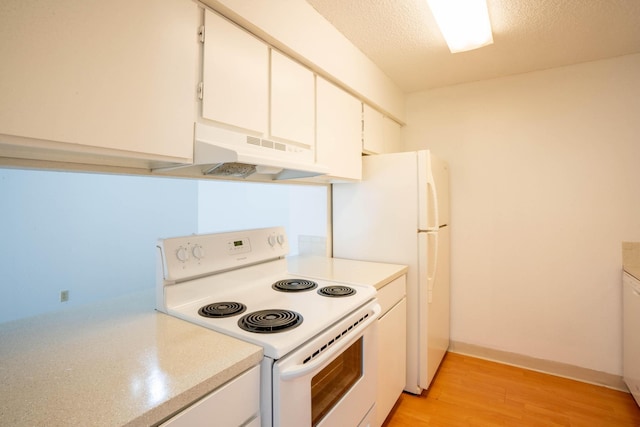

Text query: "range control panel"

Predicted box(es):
[227, 237, 251, 255]
[158, 227, 288, 282]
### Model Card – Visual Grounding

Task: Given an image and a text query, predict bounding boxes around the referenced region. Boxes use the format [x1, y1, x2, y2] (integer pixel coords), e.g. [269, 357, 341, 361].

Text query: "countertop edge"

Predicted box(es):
[287, 255, 409, 290]
[0, 290, 264, 427]
[624, 267, 640, 282]
[369, 267, 409, 290]
[127, 351, 263, 427]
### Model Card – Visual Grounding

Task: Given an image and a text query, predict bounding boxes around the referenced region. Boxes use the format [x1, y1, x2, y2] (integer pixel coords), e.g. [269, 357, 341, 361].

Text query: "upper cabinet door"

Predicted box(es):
[0, 0, 199, 162]
[202, 10, 268, 136]
[270, 50, 315, 149]
[363, 104, 402, 154]
[383, 116, 402, 153]
[362, 104, 385, 154]
[316, 78, 362, 181]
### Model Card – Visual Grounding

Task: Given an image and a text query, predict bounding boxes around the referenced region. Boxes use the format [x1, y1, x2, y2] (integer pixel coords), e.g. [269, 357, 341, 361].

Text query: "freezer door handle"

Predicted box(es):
[427, 179, 439, 230]
[427, 232, 439, 304]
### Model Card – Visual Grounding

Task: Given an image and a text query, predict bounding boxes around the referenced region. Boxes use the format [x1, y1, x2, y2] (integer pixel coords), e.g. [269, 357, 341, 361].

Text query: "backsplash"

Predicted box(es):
[0, 169, 327, 323]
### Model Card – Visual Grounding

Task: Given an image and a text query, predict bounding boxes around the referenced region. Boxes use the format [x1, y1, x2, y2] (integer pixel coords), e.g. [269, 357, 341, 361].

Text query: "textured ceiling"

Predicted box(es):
[306, 0, 640, 93]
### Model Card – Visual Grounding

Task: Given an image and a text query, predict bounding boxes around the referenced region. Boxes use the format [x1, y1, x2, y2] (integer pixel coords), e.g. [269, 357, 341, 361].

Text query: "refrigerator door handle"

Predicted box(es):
[427, 178, 439, 231]
[427, 231, 438, 304]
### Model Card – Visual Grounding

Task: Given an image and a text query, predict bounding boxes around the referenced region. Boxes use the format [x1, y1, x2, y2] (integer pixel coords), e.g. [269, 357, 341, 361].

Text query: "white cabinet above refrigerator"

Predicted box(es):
[316, 77, 363, 182]
[362, 105, 402, 154]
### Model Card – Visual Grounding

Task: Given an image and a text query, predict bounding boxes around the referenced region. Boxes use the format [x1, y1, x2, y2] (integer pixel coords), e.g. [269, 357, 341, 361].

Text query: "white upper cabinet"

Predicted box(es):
[363, 104, 402, 154]
[362, 105, 386, 154]
[202, 10, 268, 136]
[383, 115, 402, 153]
[270, 50, 315, 149]
[316, 78, 362, 181]
[201, 10, 314, 152]
[0, 0, 199, 164]
[197, 0, 406, 122]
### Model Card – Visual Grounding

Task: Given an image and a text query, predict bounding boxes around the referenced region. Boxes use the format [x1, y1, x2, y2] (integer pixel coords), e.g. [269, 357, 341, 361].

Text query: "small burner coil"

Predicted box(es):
[198, 302, 247, 318]
[317, 285, 357, 297]
[272, 279, 318, 292]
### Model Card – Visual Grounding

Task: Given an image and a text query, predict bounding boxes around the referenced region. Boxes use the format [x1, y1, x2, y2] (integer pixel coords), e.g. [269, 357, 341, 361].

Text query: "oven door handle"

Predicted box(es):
[279, 303, 381, 381]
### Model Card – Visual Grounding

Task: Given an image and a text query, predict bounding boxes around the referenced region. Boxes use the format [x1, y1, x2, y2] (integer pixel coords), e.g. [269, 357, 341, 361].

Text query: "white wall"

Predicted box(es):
[0, 169, 199, 323]
[403, 53, 640, 375]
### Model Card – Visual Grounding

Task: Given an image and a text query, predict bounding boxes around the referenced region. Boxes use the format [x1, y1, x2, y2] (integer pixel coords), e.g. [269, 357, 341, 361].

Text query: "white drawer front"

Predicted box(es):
[161, 365, 260, 427]
[377, 275, 406, 316]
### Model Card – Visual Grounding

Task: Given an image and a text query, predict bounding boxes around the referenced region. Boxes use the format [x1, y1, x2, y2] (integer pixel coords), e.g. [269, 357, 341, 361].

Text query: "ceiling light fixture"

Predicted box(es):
[426, 0, 494, 53]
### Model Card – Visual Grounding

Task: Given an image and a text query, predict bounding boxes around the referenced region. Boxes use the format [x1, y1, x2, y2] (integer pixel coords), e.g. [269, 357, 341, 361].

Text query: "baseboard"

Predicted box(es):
[448, 340, 628, 392]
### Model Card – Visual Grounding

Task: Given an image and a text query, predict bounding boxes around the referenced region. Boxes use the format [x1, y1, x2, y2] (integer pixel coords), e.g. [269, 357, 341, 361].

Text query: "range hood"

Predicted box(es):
[189, 123, 328, 180]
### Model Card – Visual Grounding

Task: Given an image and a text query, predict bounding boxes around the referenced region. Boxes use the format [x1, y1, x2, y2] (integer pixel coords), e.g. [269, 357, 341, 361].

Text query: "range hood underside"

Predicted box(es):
[153, 123, 328, 181]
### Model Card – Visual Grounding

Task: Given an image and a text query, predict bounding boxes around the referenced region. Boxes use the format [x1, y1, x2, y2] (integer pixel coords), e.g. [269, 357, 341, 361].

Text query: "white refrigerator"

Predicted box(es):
[332, 150, 450, 394]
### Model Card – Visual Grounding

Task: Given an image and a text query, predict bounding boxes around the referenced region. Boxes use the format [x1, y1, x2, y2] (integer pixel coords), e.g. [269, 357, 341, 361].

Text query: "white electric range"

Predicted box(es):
[156, 227, 380, 427]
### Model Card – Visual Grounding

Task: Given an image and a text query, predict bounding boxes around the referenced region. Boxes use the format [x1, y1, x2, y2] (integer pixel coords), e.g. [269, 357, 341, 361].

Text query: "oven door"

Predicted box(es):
[272, 301, 381, 427]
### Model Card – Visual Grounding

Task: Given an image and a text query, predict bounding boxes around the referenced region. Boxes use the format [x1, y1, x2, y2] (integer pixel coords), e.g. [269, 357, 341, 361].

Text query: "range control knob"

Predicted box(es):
[277, 234, 285, 245]
[176, 246, 190, 262]
[192, 245, 205, 260]
[268, 235, 277, 247]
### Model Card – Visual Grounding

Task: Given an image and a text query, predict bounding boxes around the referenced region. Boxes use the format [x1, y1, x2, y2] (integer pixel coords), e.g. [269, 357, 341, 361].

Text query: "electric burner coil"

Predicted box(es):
[317, 285, 356, 297]
[238, 309, 303, 333]
[272, 279, 318, 292]
[198, 302, 247, 318]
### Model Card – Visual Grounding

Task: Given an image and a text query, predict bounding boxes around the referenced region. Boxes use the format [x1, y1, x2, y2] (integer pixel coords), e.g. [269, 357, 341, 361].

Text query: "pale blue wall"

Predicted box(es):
[0, 170, 328, 324]
[0, 169, 199, 323]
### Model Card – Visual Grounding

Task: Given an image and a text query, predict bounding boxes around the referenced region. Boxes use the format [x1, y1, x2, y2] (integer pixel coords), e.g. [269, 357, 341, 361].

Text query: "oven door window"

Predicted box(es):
[311, 338, 363, 425]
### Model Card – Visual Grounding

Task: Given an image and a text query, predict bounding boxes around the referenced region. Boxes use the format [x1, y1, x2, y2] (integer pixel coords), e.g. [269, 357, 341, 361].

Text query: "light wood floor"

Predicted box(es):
[382, 352, 640, 427]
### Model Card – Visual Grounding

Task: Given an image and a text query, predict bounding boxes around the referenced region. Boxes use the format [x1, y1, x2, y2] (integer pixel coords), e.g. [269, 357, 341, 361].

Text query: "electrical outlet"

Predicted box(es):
[60, 290, 69, 302]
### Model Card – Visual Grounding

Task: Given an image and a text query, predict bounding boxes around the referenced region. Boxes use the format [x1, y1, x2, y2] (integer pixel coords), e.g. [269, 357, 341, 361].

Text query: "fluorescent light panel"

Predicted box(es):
[427, 0, 493, 53]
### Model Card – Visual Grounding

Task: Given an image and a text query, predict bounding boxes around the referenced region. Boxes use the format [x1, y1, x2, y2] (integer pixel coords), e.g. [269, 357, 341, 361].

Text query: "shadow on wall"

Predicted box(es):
[197, 180, 328, 256]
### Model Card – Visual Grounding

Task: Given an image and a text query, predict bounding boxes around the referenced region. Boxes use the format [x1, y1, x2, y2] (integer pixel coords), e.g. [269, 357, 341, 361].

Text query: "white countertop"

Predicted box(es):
[287, 255, 408, 290]
[0, 290, 262, 427]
